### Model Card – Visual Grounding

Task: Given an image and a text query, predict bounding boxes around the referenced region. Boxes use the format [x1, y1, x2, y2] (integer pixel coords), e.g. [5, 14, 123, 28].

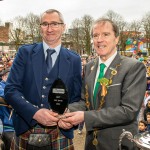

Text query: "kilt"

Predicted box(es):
[10, 125, 74, 150]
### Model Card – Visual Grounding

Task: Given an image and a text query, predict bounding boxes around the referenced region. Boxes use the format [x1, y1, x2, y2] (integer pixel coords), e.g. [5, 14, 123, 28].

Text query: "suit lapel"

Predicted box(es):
[96, 53, 122, 109]
[32, 43, 44, 97]
[105, 53, 122, 79]
[58, 47, 70, 84]
[86, 58, 99, 108]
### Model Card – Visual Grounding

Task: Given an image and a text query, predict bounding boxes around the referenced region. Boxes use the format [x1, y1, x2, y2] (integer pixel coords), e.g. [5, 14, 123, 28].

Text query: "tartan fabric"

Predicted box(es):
[10, 126, 74, 150]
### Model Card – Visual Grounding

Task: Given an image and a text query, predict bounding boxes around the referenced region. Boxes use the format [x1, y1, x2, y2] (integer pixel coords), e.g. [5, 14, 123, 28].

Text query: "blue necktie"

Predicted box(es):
[93, 63, 106, 108]
[46, 49, 55, 73]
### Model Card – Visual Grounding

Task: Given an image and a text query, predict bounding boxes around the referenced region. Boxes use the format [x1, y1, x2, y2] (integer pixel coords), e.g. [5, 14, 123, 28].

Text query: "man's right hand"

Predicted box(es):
[33, 108, 59, 126]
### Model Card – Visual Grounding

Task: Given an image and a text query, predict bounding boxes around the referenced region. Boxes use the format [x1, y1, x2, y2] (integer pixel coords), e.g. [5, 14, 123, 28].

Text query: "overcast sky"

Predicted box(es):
[0, 0, 150, 28]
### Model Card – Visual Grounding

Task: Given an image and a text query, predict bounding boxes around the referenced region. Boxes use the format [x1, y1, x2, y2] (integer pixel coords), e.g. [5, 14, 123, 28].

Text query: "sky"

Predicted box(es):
[0, 0, 150, 28]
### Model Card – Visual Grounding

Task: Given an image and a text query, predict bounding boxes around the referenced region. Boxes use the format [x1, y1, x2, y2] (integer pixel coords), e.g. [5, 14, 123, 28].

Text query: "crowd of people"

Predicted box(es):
[0, 53, 14, 150]
[131, 54, 150, 134]
[0, 68, 14, 150]
[138, 91, 150, 133]
[0, 8, 149, 150]
[0, 52, 13, 72]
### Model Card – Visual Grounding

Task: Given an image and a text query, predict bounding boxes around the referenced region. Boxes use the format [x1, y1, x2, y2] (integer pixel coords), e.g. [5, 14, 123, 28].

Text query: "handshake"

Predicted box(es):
[33, 108, 84, 130]
[57, 110, 84, 130]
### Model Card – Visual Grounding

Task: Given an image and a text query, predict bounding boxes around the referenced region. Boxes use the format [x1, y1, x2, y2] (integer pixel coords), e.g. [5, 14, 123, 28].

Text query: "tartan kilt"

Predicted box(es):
[10, 126, 74, 150]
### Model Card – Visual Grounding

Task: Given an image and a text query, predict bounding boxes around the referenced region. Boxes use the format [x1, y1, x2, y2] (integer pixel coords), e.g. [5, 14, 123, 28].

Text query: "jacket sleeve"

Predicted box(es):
[4, 47, 39, 126]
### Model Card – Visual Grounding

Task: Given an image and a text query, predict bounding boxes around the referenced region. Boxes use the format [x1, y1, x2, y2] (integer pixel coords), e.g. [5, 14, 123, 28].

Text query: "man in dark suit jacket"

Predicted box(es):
[60, 18, 147, 150]
[4, 9, 82, 150]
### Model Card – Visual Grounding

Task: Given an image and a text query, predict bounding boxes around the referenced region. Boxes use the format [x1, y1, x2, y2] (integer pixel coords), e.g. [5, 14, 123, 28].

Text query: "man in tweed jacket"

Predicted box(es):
[59, 18, 147, 150]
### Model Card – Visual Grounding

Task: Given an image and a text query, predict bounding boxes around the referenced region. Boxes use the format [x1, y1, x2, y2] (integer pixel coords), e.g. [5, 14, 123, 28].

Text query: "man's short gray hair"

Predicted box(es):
[40, 9, 64, 23]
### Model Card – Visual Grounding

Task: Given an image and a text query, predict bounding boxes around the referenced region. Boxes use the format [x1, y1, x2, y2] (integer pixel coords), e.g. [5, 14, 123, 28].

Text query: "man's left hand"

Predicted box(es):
[60, 111, 84, 126]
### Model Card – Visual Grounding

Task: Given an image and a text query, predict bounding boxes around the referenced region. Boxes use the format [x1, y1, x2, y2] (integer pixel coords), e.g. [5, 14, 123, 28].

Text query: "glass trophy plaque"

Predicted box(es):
[48, 78, 68, 114]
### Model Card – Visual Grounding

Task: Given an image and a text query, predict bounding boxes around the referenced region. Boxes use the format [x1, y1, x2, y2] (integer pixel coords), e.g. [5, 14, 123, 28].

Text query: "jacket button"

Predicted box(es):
[45, 78, 49, 81]
[43, 86, 46, 89]
[42, 95, 45, 98]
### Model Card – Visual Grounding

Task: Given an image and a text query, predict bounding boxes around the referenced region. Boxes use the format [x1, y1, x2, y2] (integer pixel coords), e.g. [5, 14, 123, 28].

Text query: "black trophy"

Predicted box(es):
[48, 78, 68, 114]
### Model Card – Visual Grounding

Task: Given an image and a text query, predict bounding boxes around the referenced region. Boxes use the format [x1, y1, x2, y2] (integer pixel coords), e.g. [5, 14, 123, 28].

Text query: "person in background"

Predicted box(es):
[138, 54, 144, 62]
[144, 91, 150, 107]
[146, 77, 150, 91]
[146, 112, 150, 132]
[0, 69, 14, 150]
[59, 18, 147, 150]
[4, 9, 82, 150]
[138, 120, 147, 133]
[144, 99, 150, 121]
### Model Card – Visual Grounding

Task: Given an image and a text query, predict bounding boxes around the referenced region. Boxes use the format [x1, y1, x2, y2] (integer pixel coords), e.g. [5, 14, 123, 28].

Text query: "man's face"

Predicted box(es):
[138, 122, 147, 131]
[147, 115, 150, 123]
[40, 12, 65, 47]
[147, 80, 150, 84]
[148, 101, 150, 108]
[92, 22, 119, 61]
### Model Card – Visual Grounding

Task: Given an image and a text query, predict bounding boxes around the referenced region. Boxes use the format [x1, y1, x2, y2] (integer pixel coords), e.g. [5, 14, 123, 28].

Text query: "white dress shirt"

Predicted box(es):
[93, 51, 117, 93]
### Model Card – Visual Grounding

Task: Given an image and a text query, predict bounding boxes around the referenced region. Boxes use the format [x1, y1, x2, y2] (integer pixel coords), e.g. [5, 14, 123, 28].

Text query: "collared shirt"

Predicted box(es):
[93, 51, 117, 93]
[43, 41, 61, 67]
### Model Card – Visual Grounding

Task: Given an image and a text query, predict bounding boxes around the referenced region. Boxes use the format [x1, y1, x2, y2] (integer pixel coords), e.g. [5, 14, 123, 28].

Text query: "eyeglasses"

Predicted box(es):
[40, 22, 64, 28]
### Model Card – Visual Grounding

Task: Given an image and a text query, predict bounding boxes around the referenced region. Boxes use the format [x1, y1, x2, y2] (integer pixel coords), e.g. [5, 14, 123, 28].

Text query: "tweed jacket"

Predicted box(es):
[69, 53, 147, 150]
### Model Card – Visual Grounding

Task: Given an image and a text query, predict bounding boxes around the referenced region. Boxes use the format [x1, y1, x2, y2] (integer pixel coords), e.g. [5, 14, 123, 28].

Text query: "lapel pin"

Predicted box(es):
[109, 67, 117, 75]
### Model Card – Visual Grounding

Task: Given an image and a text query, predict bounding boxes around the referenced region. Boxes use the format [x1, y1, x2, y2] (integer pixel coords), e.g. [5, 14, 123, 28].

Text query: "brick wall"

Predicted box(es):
[0, 22, 12, 43]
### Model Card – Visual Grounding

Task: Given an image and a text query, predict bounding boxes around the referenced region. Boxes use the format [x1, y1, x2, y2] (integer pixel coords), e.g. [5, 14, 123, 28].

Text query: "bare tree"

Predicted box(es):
[9, 16, 26, 50]
[69, 15, 93, 55]
[69, 19, 83, 54]
[129, 20, 141, 31]
[142, 12, 150, 54]
[24, 13, 41, 43]
[81, 15, 94, 55]
[4, 9, 150, 56]
[9, 13, 41, 50]
[102, 10, 126, 30]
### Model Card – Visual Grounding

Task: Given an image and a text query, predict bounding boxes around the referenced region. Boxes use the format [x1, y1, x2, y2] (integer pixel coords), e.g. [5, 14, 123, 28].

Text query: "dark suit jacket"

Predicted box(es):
[69, 53, 147, 150]
[4, 43, 82, 138]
